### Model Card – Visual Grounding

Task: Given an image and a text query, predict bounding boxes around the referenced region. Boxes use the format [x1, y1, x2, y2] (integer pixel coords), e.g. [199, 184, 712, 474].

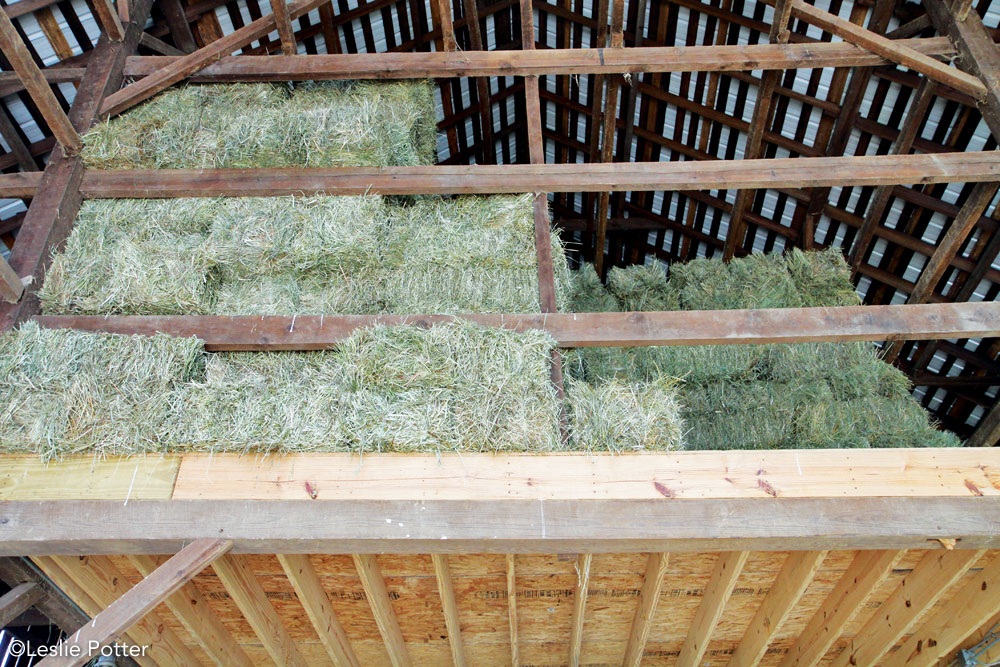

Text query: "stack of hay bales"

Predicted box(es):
[568, 248, 960, 449]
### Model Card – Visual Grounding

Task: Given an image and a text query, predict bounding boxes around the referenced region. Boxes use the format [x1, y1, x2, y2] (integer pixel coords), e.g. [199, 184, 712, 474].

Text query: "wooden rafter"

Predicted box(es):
[622, 552, 669, 666]
[269, 0, 298, 54]
[568, 553, 591, 667]
[676, 551, 749, 666]
[431, 554, 466, 667]
[506, 554, 518, 667]
[353, 554, 413, 667]
[0, 581, 44, 627]
[592, 0, 624, 276]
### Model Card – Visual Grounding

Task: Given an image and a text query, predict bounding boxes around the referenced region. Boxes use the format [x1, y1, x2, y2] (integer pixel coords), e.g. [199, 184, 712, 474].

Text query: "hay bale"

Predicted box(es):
[0, 323, 203, 459]
[569, 265, 619, 313]
[211, 273, 388, 315]
[607, 264, 680, 311]
[38, 199, 218, 315]
[671, 253, 801, 310]
[792, 397, 961, 449]
[566, 377, 684, 451]
[785, 247, 861, 307]
[82, 81, 438, 170]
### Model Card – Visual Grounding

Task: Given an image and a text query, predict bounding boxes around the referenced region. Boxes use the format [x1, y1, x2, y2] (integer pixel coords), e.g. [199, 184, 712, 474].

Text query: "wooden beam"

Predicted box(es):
[91, 0, 125, 41]
[435, 0, 456, 51]
[777, 550, 902, 667]
[0, 582, 44, 627]
[461, 0, 493, 165]
[728, 551, 826, 666]
[676, 551, 750, 667]
[5, 496, 1000, 554]
[159, 0, 197, 52]
[505, 554, 518, 666]
[830, 548, 983, 667]
[0, 254, 23, 303]
[353, 554, 413, 667]
[44, 555, 200, 666]
[0, 558, 88, 634]
[118, 36, 962, 80]
[33, 300, 1000, 350]
[128, 554, 253, 667]
[788, 0, 986, 98]
[0, 9, 81, 154]
[269, 0, 297, 55]
[622, 552, 669, 666]
[593, 0, 624, 277]
[39, 540, 231, 667]
[882, 553, 1000, 667]
[277, 554, 359, 667]
[100, 0, 328, 117]
[212, 554, 309, 667]
[969, 398, 1000, 447]
[138, 32, 186, 56]
[431, 554, 466, 667]
[568, 553, 591, 667]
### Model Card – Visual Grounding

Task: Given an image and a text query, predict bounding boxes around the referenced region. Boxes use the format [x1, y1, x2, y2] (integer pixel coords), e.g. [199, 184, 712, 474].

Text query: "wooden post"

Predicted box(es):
[0, 254, 23, 303]
[91, 0, 125, 41]
[593, 0, 624, 277]
[269, 0, 298, 55]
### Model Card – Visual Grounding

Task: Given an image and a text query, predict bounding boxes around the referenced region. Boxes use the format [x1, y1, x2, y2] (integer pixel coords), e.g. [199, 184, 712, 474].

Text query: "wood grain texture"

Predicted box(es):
[353, 554, 413, 666]
[622, 552, 670, 666]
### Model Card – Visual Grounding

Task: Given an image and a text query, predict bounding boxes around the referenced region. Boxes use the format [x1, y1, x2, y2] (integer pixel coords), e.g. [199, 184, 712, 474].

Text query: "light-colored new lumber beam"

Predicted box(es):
[212, 554, 309, 667]
[0, 582, 44, 627]
[353, 554, 413, 667]
[431, 554, 466, 667]
[269, 0, 297, 55]
[787, 0, 986, 98]
[0, 254, 23, 303]
[118, 36, 963, 79]
[128, 554, 254, 667]
[831, 548, 983, 667]
[99, 0, 327, 117]
[43, 555, 200, 667]
[0, 9, 81, 154]
[39, 540, 231, 667]
[277, 554, 359, 667]
[506, 554, 518, 667]
[848, 76, 938, 268]
[622, 552, 669, 667]
[676, 551, 749, 667]
[778, 549, 902, 667]
[568, 553, 592, 667]
[882, 180, 1000, 362]
[882, 553, 1000, 667]
[728, 551, 827, 667]
[33, 300, 1000, 350]
[91, 0, 124, 41]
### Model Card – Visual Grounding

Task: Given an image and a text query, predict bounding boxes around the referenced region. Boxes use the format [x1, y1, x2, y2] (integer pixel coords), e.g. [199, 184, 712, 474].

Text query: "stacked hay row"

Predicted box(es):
[568, 248, 959, 449]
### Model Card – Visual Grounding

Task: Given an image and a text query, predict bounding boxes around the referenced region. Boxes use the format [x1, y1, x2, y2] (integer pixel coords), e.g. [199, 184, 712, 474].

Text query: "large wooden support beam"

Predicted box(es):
[212, 554, 309, 667]
[622, 552, 669, 666]
[0, 151, 994, 199]
[676, 551, 749, 666]
[33, 301, 1000, 350]
[128, 554, 254, 667]
[0, 9, 81, 154]
[100, 0, 328, 117]
[38, 540, 231, 667]
[924, 0, 1000, 140]
[830, 548, 983, 667]
[882, 553, 1000, 667]
[788, 0, 986, 98]
[353, 554, 413, 667]
[728, 551, 826, 666]
[778, 550, 902, 667]
[119, 36, 961, 80]
[277, 554, 359, 667]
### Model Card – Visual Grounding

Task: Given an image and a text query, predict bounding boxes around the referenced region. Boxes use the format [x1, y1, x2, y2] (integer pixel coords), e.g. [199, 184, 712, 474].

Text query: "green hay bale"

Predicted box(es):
[672, 253, 801, 310]
[211, 273, 388, 315]
[764, 342, 912, 400]
[566, 377, 684, 451]
[792, 397, 961, 449]
[82, 81, 437, 170]
[606, 264, 680, 311]
[204, 195, 387, 279]
[569, 265, 619, 313]
[0, 323, 203, 459]
[38, 199, 217, 315]
[785, 247, 861, 307]
[382, 195, 572, 313]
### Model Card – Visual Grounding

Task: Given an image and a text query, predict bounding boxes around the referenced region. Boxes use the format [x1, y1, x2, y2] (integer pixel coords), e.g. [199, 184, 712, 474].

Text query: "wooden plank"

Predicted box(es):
[128, 554, 253, 667]
[882, 553, 1000, 667]
[568, 553, 591, 667]
[676, 551, 749, 667]
[353, 554, 413, 667]
[39, 540, 231, 667]
[621, 552, 669, 666]
[34, 300, 1000, 350]
[46, 555, 201, 666]
[277, 554, 359, 667]
[0, 254, 23, 303]
[506, 553, 518, 667]
[0, 8, 80, 153]
[431, 554, 466, 667]
[0, 104, 40, 171]
[0, 557, 88, 635]
[593, 0, 624, 277]
[434, 0, 456, 51]
[139, 32, 186, 56]
[0, 455, 179, 501]
[0, 582, 44, 627]
[269, 0, 297, 55]
[159, 0, 197, 52]
[118, 36, 962, 80]
[91, 0, 125, 41]
[728, 551, 827, 666]
[212, 554, 309, 667]
[788, 0, 986, 98]
[777, 550, 902, 667]
[830, 548, 983, 667]
[5, 497, 1000, 554]
[461, 0, 493, 165]
[99, 0, 328, 117]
